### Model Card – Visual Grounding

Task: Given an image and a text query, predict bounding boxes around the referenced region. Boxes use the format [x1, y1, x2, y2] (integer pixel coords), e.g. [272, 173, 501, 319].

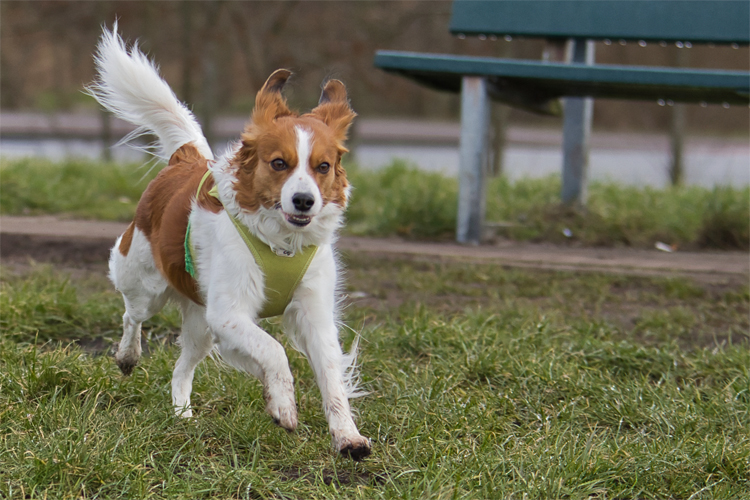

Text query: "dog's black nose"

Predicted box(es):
[292, 192, 315, 212]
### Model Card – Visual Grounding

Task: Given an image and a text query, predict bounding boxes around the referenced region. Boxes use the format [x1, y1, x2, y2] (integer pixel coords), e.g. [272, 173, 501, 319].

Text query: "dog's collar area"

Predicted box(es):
[271, 246, 296, 257]
[186, 169, 318, 318]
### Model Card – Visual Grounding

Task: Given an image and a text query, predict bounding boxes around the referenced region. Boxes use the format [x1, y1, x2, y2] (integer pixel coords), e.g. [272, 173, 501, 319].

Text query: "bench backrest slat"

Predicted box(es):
[450, 0, 750, 45]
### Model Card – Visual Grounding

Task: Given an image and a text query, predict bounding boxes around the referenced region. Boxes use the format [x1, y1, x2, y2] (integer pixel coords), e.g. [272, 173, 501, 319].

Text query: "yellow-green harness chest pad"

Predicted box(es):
[185, 170, 318, 318]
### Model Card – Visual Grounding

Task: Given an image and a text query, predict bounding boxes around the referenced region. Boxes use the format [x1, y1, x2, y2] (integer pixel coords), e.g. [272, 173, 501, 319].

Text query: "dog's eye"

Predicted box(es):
[270, 158, 287, 171]
[317, 162, 330, 174]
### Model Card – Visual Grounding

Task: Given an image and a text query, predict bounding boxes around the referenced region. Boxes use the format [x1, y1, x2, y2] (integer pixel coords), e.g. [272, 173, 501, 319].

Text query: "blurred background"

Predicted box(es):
[1, 0, 748, 187]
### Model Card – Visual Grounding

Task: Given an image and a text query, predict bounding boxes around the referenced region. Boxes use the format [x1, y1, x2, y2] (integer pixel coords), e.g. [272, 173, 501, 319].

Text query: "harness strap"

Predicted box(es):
[184, 170, 213, 278]
[185, 169, 318, 318]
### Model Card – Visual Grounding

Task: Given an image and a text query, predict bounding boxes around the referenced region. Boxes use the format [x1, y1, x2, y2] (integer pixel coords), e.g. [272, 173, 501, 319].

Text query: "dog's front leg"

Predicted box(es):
[207, 308, 297, 430]
[284, 250, 371, 460]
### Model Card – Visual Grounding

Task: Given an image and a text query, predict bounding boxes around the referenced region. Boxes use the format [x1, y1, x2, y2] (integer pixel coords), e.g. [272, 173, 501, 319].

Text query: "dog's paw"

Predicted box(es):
[264, 383, 298, 431]
[114, 346, 139, 376]
[174, 406, 193, 419]
[267, 401, 298, 431]
[335, 435, 372, 461]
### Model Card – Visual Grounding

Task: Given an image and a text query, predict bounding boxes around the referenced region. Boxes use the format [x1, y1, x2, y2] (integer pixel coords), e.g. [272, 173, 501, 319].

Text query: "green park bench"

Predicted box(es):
[374, 0, 750, 244]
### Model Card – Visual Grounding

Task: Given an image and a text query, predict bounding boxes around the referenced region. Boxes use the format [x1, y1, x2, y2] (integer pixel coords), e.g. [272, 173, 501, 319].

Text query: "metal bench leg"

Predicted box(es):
[561, 39, 595, 206]
[457, 76, 490, 244]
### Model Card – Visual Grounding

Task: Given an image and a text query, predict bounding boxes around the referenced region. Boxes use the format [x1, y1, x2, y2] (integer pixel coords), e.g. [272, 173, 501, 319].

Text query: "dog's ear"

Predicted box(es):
[238, 69, 294, 168]
[251, 69, 294, 126]
[310, 79, 356, 144]
[318, 78, 348, 105]
[263, 69, 291, 94]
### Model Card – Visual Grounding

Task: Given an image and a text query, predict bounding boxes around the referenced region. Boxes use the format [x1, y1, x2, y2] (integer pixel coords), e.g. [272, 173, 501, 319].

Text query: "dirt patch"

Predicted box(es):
[337, 236, 749, 284]
[1, 233, 112, 266]
[7, 227, 747, 290]
[2, 216, 748, 281]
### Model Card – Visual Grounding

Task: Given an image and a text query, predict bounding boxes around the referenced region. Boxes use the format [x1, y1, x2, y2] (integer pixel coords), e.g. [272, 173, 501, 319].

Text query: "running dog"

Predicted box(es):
[88, 25, 370, 459]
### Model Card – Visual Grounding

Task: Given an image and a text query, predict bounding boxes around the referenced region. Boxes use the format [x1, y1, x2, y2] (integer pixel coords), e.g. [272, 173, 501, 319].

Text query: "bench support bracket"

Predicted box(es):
[457, 76, 490, 244]
[561, 39, 595, 205]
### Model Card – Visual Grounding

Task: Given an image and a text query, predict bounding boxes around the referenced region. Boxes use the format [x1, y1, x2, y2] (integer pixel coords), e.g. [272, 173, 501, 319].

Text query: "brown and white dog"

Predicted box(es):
[88, 26, 370, 459]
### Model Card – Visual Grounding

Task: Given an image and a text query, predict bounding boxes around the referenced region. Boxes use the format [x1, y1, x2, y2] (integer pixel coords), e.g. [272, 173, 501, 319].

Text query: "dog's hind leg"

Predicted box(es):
[109, 225, 171, 375]
[171, 300, 213, 418]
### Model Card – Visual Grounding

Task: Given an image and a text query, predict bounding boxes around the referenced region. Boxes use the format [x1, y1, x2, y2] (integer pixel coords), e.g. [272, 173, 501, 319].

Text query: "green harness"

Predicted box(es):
[185, 170, 318, 318]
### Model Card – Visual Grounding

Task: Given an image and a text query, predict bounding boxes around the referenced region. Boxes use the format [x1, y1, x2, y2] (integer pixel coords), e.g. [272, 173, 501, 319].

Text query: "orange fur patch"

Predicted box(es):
[118, 222, 135, 256]
[133, 143, 221, 305]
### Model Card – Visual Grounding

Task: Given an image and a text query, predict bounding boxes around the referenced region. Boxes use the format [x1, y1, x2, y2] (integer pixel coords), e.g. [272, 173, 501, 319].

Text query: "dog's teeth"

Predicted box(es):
[285, 213, 312, 227]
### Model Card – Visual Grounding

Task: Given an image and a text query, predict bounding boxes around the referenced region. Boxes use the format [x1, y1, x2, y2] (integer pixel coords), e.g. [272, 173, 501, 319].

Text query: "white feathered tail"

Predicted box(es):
[86, 23, 213, 161]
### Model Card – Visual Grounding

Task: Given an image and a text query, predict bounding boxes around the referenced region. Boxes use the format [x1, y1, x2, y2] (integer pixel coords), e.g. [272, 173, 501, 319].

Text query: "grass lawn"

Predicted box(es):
[1, 254, 748, 499]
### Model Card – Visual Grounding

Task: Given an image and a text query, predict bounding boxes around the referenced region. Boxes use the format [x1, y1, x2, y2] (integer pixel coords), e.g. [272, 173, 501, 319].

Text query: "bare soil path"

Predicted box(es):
[1, 215, 747, 285]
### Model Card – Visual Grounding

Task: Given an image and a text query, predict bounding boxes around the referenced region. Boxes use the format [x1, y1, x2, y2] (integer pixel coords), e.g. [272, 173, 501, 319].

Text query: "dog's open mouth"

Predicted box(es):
[285, 213, 312, 227]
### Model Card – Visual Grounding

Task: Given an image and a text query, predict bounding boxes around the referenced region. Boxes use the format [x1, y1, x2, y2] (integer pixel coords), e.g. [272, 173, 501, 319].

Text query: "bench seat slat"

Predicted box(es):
[449, 0, 749, 45]
[374, 51, 750, 105]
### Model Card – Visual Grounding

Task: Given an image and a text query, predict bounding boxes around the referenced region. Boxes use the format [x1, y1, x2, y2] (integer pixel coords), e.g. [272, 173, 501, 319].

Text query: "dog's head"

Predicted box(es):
[229, 70, 355, 235]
